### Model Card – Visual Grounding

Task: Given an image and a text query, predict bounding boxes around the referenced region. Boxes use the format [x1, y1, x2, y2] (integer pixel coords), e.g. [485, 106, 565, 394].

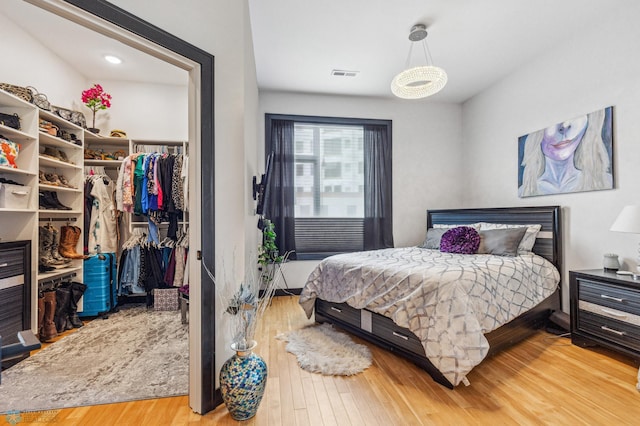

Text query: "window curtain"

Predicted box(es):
[264, 119, 297, 259]
[363, 124, 394, 250]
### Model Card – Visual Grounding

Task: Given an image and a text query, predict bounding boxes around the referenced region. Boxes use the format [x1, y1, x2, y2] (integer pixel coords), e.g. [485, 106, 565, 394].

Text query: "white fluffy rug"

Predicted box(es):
[277, 323, 372, 376]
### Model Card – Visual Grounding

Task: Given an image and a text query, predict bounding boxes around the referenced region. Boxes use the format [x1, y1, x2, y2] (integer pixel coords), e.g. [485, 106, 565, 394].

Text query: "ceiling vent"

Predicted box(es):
[331, 69, 359, 77]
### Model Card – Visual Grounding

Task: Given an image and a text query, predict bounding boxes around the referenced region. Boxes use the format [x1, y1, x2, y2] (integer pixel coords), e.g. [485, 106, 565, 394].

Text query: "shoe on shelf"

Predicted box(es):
[43, 173, 60, 186]
[39, 170, 49, 185]
[39, 191, 72, 210]
[57, 174, 75, 189]
[42, 146, 63, 161]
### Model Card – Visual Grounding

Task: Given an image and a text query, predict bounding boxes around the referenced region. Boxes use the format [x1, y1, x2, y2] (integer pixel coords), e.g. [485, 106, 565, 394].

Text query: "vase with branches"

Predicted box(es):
[81, 83, 112, 132]
[217, 248, 289, 421]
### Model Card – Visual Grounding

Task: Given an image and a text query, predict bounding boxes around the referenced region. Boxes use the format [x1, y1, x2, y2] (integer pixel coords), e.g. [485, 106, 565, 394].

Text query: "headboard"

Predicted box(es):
[427, 206, 562, 273]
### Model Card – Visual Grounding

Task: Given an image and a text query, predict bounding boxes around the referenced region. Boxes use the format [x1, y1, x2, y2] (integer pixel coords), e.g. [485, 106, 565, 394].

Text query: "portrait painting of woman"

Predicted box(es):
[518, 106, 613, 197]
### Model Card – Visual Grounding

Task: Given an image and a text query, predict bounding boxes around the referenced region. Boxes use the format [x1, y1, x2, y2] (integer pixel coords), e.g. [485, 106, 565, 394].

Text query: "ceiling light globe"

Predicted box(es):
[391, 66, 448, 99]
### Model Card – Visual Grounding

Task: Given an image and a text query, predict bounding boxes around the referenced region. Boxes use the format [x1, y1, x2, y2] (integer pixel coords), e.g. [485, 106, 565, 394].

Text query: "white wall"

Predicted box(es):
[88, 80, 188, 140]
[258, 91, 463, 285]
[0, 13, 86, 109]
[462, 4, 640, 311]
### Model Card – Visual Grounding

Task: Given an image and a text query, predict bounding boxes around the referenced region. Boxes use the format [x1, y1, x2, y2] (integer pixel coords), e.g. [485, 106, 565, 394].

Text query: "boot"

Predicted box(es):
[41, 290, 58, 342]
[39, 226, 65, 269]
[70, 226, 89, 259]
[68, 282, 87, 328]
[48, 191, 72, 210]
[48, 225, 71, 264]
[37, 293, 45, 340]
[54, 286, 73, 332]
[58, 225, 87, 260]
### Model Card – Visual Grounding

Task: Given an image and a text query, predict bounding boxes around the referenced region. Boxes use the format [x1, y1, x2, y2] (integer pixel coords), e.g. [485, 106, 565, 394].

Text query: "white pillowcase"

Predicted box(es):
[433, 223, 481, 230]
[477, 222, 542, 254]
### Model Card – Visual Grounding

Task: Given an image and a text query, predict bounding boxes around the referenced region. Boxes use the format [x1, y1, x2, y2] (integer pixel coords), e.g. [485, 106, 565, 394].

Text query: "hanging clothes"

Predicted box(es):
[85, 174, 118, 254]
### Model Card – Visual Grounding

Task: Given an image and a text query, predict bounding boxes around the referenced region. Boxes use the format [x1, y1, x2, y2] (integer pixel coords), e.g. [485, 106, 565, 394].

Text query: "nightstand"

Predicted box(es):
[570, 269, 640, 361]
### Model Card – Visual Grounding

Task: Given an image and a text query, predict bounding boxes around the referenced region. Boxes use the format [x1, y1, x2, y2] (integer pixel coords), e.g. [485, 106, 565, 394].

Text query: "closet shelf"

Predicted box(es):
[0, 166, 36, 177]
[38, 155, 82, 170]
[39, 132, 83, 150]
[0, 208, 36, 214]
[0, 125, 37, 142]
[38, 110, 84, 132]
[39, 183, 81, 193]
[38, 209, 82, 215]
[37, 266, 82, 283]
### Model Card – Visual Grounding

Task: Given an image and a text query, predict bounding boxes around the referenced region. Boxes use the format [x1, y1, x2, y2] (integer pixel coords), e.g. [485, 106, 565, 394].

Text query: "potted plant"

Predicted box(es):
[81, 84, 112, 133]
[257, 219, 284, 287]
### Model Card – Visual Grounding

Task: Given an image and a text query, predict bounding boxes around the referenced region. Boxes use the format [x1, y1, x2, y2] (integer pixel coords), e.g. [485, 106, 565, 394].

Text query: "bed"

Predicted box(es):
[299, 206, 562, 388]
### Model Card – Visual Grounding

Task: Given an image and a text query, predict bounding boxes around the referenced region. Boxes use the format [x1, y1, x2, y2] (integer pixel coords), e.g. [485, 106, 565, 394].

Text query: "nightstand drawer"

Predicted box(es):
[371, 314, 425, 356]
[577, 311, 640, 352]
[579, 300, 640, 327]
[577, 279, 640, 316]
[315, 300, 361, 328]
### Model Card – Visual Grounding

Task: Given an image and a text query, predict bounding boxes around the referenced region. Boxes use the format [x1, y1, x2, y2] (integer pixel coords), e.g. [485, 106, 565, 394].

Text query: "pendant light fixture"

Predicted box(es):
[391, 24, 447, 99]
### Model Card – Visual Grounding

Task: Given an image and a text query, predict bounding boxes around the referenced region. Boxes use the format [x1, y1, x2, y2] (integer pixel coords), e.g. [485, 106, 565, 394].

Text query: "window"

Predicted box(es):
[264, 114, 393, 260]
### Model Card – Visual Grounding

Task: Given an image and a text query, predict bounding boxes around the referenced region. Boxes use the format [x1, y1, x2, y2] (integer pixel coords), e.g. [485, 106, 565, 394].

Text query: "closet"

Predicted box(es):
[0, 88, 189, 338]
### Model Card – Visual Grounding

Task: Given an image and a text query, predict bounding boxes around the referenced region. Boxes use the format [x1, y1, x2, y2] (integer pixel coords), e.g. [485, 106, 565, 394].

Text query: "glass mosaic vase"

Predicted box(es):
[219, 340, 267, 421]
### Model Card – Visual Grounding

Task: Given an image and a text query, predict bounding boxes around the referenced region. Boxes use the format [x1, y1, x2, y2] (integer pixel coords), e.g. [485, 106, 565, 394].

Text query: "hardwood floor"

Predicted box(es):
[5, 295, 640, 425]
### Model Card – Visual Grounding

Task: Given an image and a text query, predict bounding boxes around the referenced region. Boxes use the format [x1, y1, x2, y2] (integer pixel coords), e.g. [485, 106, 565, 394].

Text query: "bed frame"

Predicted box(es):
[314, 206, 562, 388]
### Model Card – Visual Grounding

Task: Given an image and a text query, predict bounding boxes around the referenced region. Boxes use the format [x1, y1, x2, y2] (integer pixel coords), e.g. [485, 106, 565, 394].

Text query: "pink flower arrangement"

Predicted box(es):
[81, 84, 112, 129]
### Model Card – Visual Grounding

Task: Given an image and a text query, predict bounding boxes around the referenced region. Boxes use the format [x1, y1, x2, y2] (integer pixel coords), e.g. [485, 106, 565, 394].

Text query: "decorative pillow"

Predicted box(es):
[477, 222, 542, 254]
[420, 228, 448, 249]
[477, 227, 528, 257]
[0, 137, 20, 169]
[440, 226, 480, 254]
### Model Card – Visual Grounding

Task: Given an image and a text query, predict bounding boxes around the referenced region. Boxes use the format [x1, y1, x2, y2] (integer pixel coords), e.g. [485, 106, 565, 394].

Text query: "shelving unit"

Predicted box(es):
[0, 91, 39, 333]
[36, 107, 85, 292]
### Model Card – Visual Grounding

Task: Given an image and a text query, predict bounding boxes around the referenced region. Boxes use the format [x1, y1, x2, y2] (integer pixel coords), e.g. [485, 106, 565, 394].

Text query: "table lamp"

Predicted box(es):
[610, 205, 640, 278]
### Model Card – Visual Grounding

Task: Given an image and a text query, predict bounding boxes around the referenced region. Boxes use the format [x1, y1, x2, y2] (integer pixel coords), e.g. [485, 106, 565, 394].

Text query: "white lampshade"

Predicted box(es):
[610, 205, 640, 233]
[391, 24, 447, 100]
[391, 66, 448, 99]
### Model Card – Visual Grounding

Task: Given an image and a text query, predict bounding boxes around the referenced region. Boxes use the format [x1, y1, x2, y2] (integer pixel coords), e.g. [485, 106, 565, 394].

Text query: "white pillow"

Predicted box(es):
[433, 223, 481, 230]
[477, 222, 542, 254]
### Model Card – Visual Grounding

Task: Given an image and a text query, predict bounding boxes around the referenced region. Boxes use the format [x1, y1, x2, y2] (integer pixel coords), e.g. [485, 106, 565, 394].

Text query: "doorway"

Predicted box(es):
[1, 0, 216, 414]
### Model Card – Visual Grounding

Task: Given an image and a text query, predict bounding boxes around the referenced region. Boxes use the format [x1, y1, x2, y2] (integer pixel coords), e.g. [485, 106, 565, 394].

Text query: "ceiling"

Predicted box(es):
[248, 0, 622, 102]
[0, 1, 624, 103]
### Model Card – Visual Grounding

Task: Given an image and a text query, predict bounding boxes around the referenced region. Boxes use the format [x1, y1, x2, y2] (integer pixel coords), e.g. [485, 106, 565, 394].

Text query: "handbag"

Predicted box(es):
[0, 83, 33, 103]
[52, 105, 87, 128]
[26, 86, 52, 111]
[0, 112, 20, 130]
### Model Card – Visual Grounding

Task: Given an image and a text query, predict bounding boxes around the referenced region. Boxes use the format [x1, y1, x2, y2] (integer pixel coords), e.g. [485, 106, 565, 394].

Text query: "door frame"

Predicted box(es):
[29, 0, 217, 413]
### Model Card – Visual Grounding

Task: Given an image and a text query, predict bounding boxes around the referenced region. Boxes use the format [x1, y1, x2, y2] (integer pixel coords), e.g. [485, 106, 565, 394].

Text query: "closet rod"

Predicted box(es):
[39, 217, 78, 222]
[38, 272, 77, 286]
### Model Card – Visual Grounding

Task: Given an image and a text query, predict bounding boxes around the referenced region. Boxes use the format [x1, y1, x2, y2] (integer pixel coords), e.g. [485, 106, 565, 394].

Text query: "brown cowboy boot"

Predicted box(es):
[41, 290, 58, 342]
[37, 293, 45, 340]
[58, 225, 87, 260]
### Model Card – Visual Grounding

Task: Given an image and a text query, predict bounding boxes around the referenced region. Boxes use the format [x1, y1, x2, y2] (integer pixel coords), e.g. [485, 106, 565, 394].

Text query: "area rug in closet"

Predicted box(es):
[276, 323, 372, 376]
[0, 304, 188, 413]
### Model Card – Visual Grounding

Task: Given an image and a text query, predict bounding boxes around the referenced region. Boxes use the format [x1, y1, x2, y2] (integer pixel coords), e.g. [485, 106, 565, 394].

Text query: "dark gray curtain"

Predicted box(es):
[264, 119, 297, 259]
[364, 124, 394, 250]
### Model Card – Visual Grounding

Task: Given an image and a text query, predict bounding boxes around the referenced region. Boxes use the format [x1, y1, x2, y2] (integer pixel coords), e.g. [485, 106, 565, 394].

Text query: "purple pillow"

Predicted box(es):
[440, 226, 480, 254]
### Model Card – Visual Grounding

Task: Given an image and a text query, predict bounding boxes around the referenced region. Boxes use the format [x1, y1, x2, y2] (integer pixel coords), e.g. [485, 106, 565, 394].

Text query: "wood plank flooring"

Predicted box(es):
[4, 295, 640, 425]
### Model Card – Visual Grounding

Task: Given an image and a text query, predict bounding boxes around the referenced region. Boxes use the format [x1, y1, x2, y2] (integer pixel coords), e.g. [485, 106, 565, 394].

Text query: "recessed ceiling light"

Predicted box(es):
[104, 55, 122, 64]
